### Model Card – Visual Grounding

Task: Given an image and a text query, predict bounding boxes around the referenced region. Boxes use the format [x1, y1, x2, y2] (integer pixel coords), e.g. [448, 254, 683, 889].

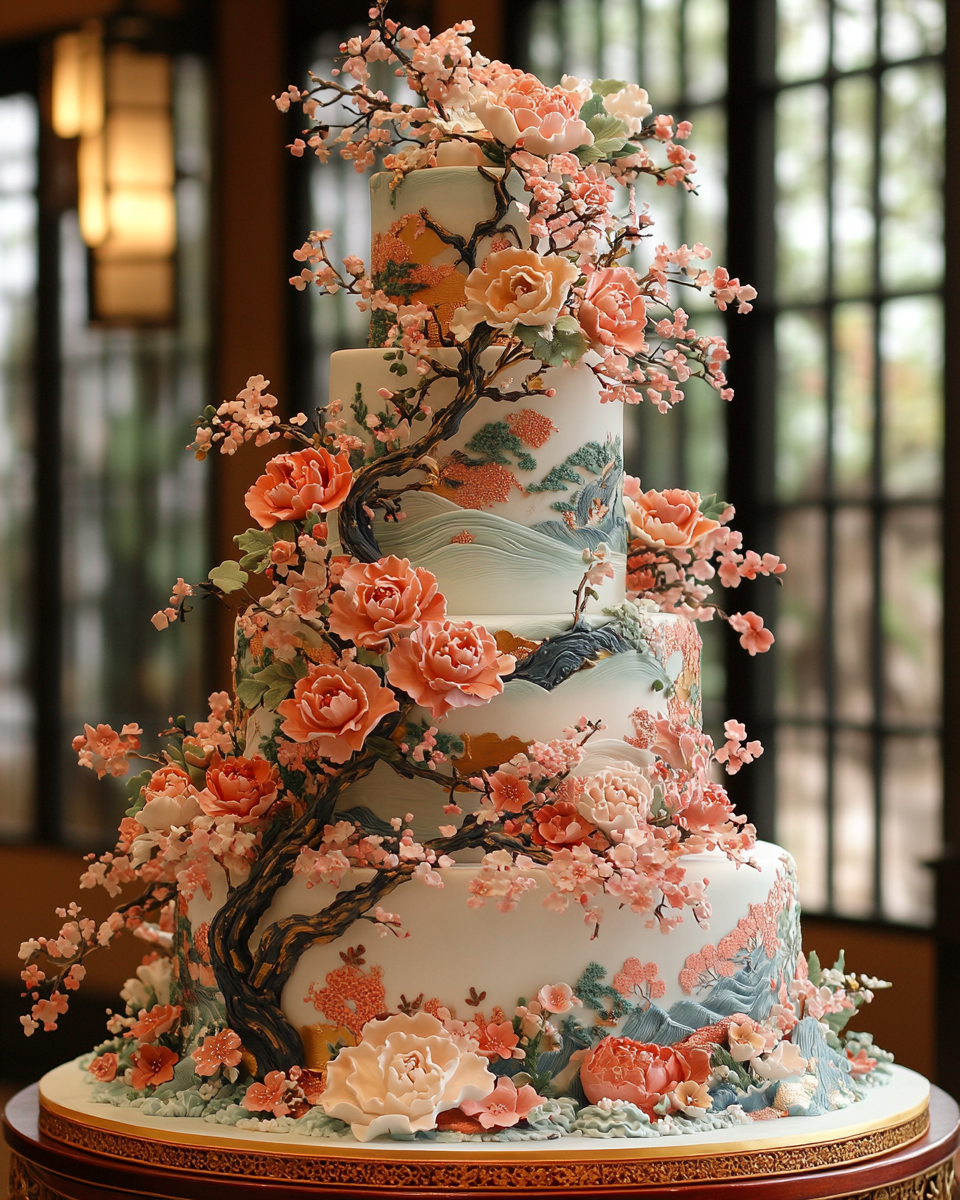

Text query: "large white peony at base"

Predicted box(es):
[320, 1012, 495, 1141]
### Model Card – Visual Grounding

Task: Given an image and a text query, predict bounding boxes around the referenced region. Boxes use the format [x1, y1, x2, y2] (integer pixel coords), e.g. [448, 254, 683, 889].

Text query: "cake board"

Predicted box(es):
[4, 1062, 957, 1199]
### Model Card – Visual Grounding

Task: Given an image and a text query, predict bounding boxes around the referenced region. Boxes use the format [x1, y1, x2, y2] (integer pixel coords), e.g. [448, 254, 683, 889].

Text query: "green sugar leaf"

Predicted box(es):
[208, 560, 248, 594]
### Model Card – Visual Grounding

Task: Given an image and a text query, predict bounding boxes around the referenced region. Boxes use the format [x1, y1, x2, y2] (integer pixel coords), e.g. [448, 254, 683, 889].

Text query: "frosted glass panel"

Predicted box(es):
[0, 94, 37, 840]
[883, 735, 938, 924]
[775, 508, 825, 719]
[775, 311, 827, 501]
[833, 506, 873, 724]
[881, 296, 942, 498]
[777, 726, 827, 911]
[882, 506, 941, 726]
[776, 86, 827, 303]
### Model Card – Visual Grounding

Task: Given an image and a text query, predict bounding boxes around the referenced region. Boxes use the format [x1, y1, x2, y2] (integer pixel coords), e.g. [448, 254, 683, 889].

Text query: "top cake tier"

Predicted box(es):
[369, 166, 528, 347]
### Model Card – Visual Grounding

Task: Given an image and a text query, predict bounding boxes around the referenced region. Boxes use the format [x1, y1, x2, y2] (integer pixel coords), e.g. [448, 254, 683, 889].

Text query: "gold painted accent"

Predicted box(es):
[300, 1022, 356, 1070]
[452, 732, 529, 775]
[35, 1094, 932, 1190]
[493, 629, 543, 662]
[239, 1049, 258, 1079]
[10, 1143, 956, 1199]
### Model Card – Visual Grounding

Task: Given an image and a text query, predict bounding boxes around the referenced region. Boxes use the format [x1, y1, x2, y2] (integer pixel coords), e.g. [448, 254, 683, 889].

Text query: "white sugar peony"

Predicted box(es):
[572, 762, 654, 833]
[602, 84, 652, 134]
[752, 1040, 808, 1081]
[321, 1012, 495, 1141]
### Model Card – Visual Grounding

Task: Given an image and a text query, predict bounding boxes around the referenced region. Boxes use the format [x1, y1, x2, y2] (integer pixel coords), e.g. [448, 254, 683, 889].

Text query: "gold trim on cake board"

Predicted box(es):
[35, 1093, 931, 1190]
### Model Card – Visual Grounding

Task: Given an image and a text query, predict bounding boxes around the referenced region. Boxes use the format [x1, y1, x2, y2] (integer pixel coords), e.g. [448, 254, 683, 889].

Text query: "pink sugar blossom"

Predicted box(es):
[728, 611, 775, 655]
[536, 982, 582, 1013]
[460, 1076, 544, 1128]
[486, 764, 534, 813]
[72, 723, 142, 779]
[193, 1029, 244, 1076]
[243, 1069, 292, 1117]
[88, 1052, 119, 1082]
[130, 1043, 178, 1091]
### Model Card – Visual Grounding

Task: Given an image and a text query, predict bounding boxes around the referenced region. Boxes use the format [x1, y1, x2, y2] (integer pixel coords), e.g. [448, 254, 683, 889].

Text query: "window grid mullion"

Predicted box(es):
[823, 0, 839, 914]
[869, 0, 887, 919]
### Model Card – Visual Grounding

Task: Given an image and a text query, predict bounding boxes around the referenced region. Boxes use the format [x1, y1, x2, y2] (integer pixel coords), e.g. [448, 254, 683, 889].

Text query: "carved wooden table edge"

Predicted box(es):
[4, 1082, 959, 1200]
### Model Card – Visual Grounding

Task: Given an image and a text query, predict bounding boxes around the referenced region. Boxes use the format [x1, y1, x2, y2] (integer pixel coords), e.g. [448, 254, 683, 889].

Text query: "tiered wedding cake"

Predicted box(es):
[21, 3, 897, 1150]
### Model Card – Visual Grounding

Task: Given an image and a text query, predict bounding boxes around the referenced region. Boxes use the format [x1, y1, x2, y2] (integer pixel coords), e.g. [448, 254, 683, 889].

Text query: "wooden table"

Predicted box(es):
[4, 1081, 958, 1199]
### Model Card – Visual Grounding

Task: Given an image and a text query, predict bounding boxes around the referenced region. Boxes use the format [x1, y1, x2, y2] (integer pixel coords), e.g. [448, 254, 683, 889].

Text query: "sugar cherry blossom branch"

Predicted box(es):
[19, 881, 175, 1035]
[337, 330, 558, 562]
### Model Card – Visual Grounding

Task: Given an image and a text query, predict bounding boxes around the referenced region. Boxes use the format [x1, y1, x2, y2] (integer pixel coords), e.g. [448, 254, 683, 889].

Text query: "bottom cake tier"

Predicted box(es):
[187, 840, 799, 1048]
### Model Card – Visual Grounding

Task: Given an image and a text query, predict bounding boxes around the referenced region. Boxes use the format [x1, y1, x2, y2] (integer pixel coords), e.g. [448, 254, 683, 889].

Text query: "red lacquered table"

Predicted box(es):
[4, 1081, 958, 1200]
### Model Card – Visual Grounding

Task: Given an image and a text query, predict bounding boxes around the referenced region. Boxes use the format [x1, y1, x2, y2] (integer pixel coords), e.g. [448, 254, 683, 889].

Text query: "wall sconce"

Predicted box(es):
[52, 24, 176, 325]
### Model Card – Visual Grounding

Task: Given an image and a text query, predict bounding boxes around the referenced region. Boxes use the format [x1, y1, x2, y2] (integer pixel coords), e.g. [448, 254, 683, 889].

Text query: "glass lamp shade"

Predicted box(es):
[54, 29, 177, 322]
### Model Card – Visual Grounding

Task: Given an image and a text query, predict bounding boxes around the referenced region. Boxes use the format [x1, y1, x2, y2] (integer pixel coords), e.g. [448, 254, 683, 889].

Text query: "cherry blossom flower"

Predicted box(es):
[728, 611, 775, 655]
[460, 1076, 544, 1129]
[242, 1069, 292, 1117]
[127, 1003, 182, 1044]
[130, 1043, 178, 1091]
[193, 1029, 244, 1076]
[88, 1053, 119, 1082]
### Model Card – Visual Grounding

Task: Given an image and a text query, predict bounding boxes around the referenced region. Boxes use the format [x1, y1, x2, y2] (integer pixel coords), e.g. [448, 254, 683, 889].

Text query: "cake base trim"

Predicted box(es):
[37, 1061, 929, 1188]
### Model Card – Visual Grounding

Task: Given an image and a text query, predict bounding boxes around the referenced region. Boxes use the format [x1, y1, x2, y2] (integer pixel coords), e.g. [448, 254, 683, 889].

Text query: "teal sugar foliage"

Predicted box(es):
[528, 437, 623, 496]
[527, 462, 583, 493]
[464, 421, 538, 473]
[573, 962, 636, 1036]
[404, 718, 464, 759]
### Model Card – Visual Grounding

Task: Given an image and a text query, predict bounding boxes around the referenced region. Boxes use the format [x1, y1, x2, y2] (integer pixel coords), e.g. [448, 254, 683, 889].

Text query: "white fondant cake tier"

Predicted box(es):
[239, 607, 703, 843]
[186, 842, 798, 1044]
[330, 347, 625, 615]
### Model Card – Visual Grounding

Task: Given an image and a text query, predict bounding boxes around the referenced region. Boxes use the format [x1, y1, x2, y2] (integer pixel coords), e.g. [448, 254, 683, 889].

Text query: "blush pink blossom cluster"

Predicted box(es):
[623, 476, 784, 655]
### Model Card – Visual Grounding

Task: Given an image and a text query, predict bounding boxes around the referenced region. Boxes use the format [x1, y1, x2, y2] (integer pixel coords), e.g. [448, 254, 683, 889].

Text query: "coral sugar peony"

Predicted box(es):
[328, 555, 446, 651]
[471, 74, 593, 156]
[385, 620, 515, 720]
[624, 485, 720, 550]
[198, 753, 280, 824]
[244, 447, 352, 529]
[578, 267, 648, 358]
[580, 1036, 711, 1116]
[277, 661, 399, 762]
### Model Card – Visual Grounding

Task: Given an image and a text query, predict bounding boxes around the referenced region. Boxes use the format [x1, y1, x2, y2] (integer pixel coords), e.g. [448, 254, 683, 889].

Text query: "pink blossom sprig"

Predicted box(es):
[624, 478, 784, 653]
[18, 886, 175, 1036]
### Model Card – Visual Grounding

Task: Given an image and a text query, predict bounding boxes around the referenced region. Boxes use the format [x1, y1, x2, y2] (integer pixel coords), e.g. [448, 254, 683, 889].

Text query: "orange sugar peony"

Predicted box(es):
[451, 248, 579, 340]
[578, 267, 649, 358]
[244, 447, 352, 529]
[580, 1036, 711, 1116]
[328, 556, 447, 651]
[277, 661, 399, 763]
[624, 485, 720, 551]
[385, 619, 515, 720]
[197, 753, 280, 824]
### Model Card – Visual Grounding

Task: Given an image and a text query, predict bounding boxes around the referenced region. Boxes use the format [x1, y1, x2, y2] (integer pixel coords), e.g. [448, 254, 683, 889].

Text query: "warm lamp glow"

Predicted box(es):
[77, 131, 107, 246]
[51, 28, 177, 323]
[52, 27, 104, 139]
